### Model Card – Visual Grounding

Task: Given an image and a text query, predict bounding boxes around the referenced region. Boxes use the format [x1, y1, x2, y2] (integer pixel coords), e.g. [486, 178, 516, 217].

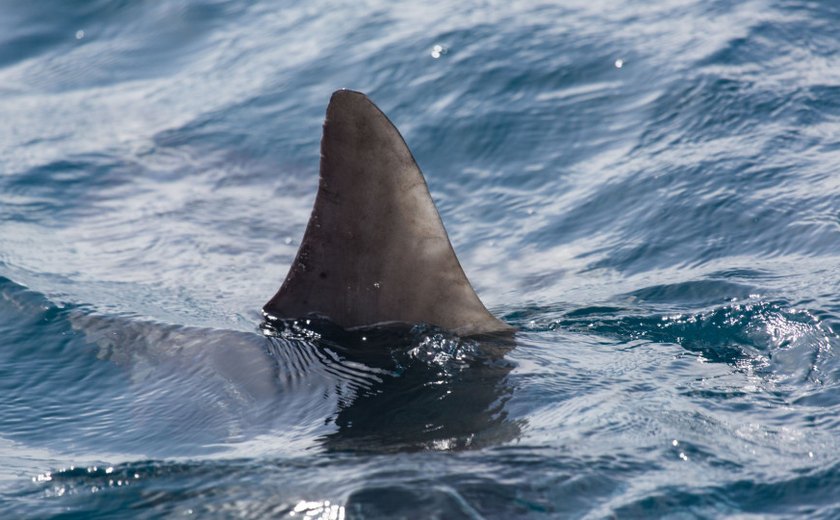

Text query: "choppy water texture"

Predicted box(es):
[2, 0, 840, 518]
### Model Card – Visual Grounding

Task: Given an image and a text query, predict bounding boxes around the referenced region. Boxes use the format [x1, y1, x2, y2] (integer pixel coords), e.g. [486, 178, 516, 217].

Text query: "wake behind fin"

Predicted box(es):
[263, 90, 511, 336]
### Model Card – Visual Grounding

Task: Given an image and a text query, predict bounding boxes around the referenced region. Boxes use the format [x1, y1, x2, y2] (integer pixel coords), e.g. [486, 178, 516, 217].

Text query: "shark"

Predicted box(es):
[263, 89, 512, 337]
[0, 91, 519, 459]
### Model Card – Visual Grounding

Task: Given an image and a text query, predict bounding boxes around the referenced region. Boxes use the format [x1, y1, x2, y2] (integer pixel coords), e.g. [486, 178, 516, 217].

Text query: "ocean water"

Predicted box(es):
[2, 0, 840, 517]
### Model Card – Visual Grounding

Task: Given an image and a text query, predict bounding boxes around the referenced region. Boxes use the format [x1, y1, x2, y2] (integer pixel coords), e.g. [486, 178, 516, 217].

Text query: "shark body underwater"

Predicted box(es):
[263, 89, 512, 337]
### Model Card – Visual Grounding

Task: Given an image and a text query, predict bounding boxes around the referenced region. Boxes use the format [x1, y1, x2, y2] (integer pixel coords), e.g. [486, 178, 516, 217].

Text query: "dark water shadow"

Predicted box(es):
[262, 317, 523, 453]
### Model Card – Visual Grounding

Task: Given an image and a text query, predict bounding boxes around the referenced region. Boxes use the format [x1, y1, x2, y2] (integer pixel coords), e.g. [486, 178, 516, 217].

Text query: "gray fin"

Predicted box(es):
[263, 90, 511, 336]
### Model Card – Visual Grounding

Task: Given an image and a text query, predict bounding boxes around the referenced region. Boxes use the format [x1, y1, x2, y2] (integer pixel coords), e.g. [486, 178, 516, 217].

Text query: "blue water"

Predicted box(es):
[2, 0, 840, 517]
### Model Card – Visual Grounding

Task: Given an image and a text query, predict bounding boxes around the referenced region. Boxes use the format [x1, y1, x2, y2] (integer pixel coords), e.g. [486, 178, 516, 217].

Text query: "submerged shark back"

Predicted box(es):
[264, 90, 510, 336]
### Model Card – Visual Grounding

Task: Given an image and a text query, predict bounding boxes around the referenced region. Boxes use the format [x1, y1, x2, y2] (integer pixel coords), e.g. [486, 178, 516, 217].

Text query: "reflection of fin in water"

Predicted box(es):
[328, 330, 521, 452]
[264, 90, 513, 336]
[265, 321, 522, 452]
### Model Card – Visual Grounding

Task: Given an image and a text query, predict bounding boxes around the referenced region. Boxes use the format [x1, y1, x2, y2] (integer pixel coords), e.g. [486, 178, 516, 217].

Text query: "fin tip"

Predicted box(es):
[330, 89, 369, 105]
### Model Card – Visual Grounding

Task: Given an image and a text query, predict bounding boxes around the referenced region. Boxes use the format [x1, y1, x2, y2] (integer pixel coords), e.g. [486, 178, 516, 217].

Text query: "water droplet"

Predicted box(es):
[373, 282, 381, 289]
[76, 30, 85, 40]
[672, 439, 679, 446]
[614, 58, 624, 68]
[284, 237, 293, 245]
[431, 44, 447, 59]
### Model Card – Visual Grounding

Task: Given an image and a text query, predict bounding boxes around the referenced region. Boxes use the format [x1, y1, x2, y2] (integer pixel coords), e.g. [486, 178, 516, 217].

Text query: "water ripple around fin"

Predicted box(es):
[261, 317, 520, 453]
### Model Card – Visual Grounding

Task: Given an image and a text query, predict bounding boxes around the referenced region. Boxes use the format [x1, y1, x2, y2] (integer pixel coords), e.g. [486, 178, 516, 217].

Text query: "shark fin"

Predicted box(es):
[263, 90, 511, 336]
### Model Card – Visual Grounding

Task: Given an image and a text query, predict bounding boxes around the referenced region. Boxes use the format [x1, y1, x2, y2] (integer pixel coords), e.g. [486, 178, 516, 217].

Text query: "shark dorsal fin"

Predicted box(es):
[263, 90, 510, 336]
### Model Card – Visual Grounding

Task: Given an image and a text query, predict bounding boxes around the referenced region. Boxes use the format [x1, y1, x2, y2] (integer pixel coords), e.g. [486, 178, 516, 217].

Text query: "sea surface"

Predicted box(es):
[2, 0, 840, 518]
